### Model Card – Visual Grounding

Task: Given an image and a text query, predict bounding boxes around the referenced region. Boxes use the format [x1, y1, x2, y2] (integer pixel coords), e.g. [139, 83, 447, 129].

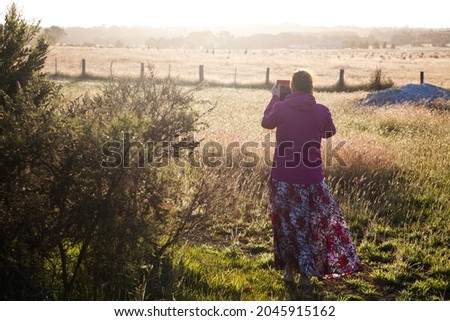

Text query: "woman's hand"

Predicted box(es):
[271, 84, 280, 97]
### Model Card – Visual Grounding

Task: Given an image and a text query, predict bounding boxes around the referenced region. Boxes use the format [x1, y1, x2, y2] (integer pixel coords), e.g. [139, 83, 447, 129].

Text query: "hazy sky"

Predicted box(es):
[4, 0, 450, 29]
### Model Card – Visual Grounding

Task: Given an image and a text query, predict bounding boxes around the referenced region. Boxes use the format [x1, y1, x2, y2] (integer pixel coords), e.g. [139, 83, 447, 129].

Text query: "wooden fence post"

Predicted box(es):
[81, 59, 86, 77]
[55, 58, 58, 75]
[338, 69, 345, 90]
[420, 71, 424, 84]
[199, 65, 204, 82]
[265, 67, 270, 86]
[234, 67, 237, 85]
[374, 71, 381, 89]
[168, 64, 171, 79]
[140, 62, 145, 78]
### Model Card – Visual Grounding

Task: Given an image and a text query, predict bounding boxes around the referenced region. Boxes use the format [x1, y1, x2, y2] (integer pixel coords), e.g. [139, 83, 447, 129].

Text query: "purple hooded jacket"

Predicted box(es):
[261, 92, 336, 185]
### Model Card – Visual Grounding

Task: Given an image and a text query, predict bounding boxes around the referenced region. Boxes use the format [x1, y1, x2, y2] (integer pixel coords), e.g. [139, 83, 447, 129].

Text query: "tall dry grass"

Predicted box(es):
[179, 87, 450, 300]
[56, 76, 450, 300]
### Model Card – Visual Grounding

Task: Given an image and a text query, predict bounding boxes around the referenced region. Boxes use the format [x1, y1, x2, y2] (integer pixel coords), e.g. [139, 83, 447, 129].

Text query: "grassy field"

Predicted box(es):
[55, 47, 450, 301]
[47, 46, 450, 88]
[170, 88, 449, 301]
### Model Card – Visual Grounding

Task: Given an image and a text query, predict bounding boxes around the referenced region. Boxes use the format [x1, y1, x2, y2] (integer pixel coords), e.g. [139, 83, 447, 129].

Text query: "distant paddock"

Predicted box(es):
[45, 46, 450, 89]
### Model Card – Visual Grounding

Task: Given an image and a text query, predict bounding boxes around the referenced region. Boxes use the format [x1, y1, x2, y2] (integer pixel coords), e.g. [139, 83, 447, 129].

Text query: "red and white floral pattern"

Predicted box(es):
[269, 178, 364, 279]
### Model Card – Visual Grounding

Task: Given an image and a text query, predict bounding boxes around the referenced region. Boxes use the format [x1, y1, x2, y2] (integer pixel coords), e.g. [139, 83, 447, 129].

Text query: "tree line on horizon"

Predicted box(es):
[46, 26, 450, 49]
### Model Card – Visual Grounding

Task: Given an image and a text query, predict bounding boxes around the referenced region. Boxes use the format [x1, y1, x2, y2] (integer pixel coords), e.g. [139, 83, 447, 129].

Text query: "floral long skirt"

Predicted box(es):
[269, 178, 364, 279]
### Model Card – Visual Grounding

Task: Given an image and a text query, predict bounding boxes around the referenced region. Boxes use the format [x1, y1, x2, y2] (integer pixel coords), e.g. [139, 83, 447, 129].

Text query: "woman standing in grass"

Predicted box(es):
[261, 70, 363, 288]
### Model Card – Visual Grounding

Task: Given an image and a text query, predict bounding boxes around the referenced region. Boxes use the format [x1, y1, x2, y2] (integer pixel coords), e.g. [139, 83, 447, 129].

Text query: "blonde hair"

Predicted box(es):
[291, 69, 313, 93]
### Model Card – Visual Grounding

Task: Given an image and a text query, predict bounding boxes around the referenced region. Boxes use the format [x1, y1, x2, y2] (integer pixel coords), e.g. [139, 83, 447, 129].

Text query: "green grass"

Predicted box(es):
[187, 88, 449, 300]
[60, 81, 450, 301]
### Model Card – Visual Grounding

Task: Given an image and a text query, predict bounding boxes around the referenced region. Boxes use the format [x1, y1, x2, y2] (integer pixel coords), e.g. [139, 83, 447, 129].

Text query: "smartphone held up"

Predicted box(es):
[276, 80, 291, 101]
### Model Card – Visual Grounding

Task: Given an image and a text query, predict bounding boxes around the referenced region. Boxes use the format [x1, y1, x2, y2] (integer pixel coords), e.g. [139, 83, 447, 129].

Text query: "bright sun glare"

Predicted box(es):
[8, 0, 450, 29]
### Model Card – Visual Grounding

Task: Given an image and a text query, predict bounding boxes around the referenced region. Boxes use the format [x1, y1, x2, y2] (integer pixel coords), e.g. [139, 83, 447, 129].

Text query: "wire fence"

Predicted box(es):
[49, 58, 429, 91]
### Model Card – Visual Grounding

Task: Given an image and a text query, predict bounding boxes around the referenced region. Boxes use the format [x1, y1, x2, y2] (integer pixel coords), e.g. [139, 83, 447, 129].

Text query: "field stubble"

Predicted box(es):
[47, 46, 450, 88]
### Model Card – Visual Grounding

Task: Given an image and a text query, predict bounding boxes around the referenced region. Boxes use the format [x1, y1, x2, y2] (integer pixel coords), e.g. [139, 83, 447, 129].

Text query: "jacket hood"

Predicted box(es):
[284, 92, 316, 111]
